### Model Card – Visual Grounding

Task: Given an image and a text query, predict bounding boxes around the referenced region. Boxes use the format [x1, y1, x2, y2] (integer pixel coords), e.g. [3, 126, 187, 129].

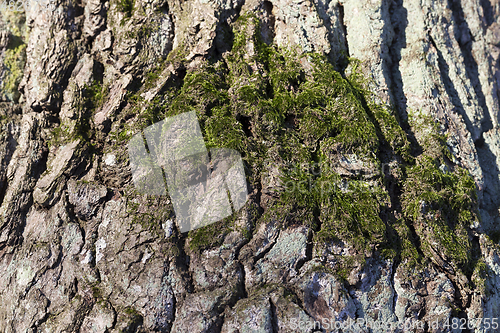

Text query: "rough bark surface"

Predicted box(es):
[0, 0, 500, 332]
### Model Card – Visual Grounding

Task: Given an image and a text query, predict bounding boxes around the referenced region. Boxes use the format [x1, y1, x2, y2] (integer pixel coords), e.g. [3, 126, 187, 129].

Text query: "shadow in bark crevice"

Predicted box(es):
[449, 0, 494, 134]
[385, 0, 408, 122]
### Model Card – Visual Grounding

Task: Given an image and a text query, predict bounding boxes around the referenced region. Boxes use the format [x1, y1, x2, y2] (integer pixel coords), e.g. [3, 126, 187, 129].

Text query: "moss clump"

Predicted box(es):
[48, 78, 107, 148]
[402, 156, 476, 267]
[131, 13, 411, 254]
[407, 109, 452, 159]
[188, 216, 235, 252]
[314, 178, 388, 251]
[126, 12, 480, 284]
[123, 306, 141, 317]
[47, 125, 73, 148]
[3, 39, 26, 102]
[121, 307, 144, 332]
[401, 111, 478, 271]
[91, 285, 102, 299]
[370, 103, 412, 161]
[144, 70, 160, 90]
[334, 255, 365, 283]
[84, 80, 106, 110]
[109, 121, 135, 143]
[48, 108, 93, 147]
[471, 259, 490, 294]
[382, 218, 423, 267]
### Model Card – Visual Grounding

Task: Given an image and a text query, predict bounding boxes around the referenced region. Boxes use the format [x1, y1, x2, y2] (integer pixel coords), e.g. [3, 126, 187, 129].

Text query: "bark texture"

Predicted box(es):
[0, 0, 500, 331]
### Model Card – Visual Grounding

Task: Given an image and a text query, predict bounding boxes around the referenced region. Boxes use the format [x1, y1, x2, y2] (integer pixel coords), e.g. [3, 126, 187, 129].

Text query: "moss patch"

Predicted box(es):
[3, 39, 26, 101]
[401, 111, 478, 273]
[188, 216, 235, 252]
[126, 13, 411, 255]
[117, 0, 134, 18]
[402, 156, 476, 266]
[84, 80, 107, 110]
[126, 193, 173, 236]
[119, 12, 481, 291]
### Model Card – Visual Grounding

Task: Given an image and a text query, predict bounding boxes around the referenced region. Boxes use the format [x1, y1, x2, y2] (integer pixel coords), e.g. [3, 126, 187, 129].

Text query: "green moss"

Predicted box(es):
[370, 103, 412, 161]
[188, 213, 236, 252]
[117, 0, 134, 18]
[109, 123, 134, 143]
[401, 156, 476, 267]
[89, 281, 103, 299]
[314, 179, 388, 252]
[84, 80, 106, 110]
[166, 41, 189, 64]
[3, 39, 26, 101]
[471, 259, 490, 294]
[384, 219, 422, 267]
[127, 195, 172, 236]
[123, 306, 141, 317]
[401, 110, 478, 272]
[129, 13, 409, 255]
[407, 109, 452, 160]
[48, 79, 104, 147]
[47, 125, 73, 148]
[305, 263, 336, 276]
[329, 255, 365, 284]
[120, 306, 143, 332]
[48, 107, 94, 147]
[145, 70, 160, 90]
[203, 106, 246, 150]
[120, 12, 480, 276]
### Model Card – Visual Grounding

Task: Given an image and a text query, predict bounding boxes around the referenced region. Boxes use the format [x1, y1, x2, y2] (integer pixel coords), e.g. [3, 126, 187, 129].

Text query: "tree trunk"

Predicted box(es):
[0, 0, 499, 331]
